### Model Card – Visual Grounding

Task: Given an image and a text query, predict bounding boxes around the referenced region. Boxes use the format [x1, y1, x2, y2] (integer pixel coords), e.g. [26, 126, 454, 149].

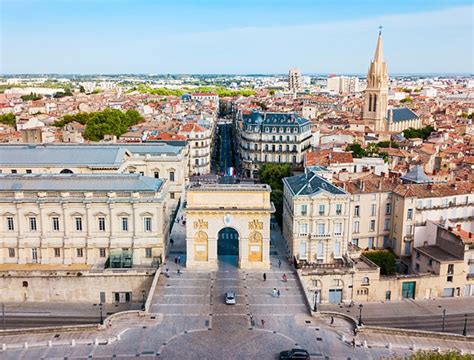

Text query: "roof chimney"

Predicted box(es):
[456, 224, 461, 231]
[378, 180, 382, 190]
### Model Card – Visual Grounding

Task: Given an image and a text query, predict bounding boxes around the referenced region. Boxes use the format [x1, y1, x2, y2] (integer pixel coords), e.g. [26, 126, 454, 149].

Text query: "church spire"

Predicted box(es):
[373, 26, 384, 63]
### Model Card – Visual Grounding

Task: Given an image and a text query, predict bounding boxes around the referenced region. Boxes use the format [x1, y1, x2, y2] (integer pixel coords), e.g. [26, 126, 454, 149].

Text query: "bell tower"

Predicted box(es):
[363, 28, 388, 132]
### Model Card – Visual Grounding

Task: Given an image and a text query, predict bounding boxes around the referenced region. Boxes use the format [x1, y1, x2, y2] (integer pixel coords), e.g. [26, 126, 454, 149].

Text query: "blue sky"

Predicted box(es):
[0, 0, 472, 74]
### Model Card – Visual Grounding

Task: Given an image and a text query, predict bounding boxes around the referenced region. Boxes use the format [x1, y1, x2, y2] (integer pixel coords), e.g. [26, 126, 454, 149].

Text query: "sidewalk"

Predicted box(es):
[319, 297, 474, 319]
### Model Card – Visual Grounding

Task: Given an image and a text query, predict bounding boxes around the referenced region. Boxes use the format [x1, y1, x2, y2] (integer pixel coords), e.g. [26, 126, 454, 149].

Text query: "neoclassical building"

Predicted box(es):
[0, 143, 188, 209]
[179, 123, 212, 176]
[0, 174, 169, 267]
[363, 31, 422, 133]
[236, 111, 312, 178]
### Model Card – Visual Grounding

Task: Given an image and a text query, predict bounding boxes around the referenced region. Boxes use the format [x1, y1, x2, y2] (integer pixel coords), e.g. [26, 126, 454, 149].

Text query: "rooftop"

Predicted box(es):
[415, 245, 463, 262]
[388, 107, 419, 122]
[283, 171, 347, 196]
[243, 111, 309, 127]
[0, 174, 164, 192]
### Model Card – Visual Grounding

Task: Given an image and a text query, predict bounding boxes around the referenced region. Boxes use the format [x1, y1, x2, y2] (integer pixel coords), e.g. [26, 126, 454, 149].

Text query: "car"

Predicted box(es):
[225, 291, 236, 305]
[279, 348, 310, 360]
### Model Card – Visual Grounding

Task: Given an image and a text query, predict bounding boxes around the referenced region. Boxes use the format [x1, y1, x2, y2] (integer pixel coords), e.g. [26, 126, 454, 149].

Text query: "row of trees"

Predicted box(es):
[346, 143, 389, 162]
[132, 85, 256, 97]
[21, 92, 43, 101]
[403, 125, 434, 140]
[53, 109, 143, 141]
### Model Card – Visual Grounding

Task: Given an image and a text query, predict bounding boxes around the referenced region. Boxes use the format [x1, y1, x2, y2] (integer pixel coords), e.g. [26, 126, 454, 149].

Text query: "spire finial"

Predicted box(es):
[378, 25, 383, 35]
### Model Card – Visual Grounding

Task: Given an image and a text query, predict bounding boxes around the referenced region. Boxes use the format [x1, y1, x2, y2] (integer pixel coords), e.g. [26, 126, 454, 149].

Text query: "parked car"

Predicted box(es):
[279, 348, 310, 360]
[225, 291, 236, 305]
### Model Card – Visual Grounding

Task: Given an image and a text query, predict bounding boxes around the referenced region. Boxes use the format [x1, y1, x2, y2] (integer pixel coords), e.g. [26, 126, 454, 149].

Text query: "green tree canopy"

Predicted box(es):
[403, 125, 434, 140]
[377, 140, 399, 148]
[83, 109, 143, 141]
[363, 250, 396, 276]
[21, 92, 42, 101]
[0, 113, 16, 126]
[259, 163, 292, 225]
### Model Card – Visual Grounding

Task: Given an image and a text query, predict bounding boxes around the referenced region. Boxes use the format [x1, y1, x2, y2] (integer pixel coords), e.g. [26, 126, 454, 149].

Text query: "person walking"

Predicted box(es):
[330, 316, 334, 325]
[177, 255, 181, 265]
[282, 273, 287, 282]
[165, 268, 169, 277]
[263, 273, 266, 282]
[170, 238, 174, 246]
[278, 259, 281, 268]
[174, 256, 177, 265]
[277, 289, 280, 298]
[352, 338, 355, 348]
[261, 319, 265, 328]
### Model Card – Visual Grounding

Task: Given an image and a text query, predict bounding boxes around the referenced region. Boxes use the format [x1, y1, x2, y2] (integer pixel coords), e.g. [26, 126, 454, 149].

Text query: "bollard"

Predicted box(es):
[363, 340, 368, 348]
[48, 340, 52, 347]
[24, 342, 28, 349]
[94, 338, 99, 346]
[71, 339, 75, 347]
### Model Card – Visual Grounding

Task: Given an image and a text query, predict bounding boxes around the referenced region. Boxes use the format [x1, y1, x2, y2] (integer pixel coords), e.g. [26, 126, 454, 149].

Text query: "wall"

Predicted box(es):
[0, 269, 154, 303]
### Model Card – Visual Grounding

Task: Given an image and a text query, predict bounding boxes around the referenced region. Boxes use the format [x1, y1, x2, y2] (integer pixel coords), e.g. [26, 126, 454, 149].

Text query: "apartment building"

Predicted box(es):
[0, 174, 169, 267]
[179, 123, 212, 176]
[236, 111, 312, 178]
[0, 143, 189, 209]
[288, 68, 302, 92]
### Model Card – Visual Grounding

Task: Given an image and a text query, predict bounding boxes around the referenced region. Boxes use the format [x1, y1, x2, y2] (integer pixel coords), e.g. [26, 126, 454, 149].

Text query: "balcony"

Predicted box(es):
[311, 233, 331, 239]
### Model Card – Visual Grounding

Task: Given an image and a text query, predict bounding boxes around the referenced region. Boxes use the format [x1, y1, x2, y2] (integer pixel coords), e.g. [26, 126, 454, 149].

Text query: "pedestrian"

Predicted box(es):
[330, 316, 334, 325]
[177, 269, 181, 276]
[277, 289, 280, 298]
[165, 268, 169, 277]
[250, 313, 254, 325]
[261, 319, 265, 328]
[108, 319, 112, 328]
[174, 256, 177, 264]
[272, 288, 277, 297]
[282, 273, 287, 282]
[352, 338, 355, 348]
[177, 255, 181, 265]
[278, 259, 281, 268]
[263, 273, 266, 281]
[170, 238, 174, 246]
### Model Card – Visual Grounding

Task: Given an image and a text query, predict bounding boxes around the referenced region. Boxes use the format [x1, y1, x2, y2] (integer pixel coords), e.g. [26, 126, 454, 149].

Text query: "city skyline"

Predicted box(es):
[1, 0, 473, 74]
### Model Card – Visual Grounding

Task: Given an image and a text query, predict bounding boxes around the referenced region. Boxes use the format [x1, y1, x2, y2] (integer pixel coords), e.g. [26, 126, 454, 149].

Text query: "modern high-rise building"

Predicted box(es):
[288, 68, 302, 92]
[327, 75, 360, 94]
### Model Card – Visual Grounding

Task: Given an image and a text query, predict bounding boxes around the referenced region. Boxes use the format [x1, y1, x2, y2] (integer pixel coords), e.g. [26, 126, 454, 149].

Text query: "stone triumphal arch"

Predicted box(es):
[185, 183, 274, 269]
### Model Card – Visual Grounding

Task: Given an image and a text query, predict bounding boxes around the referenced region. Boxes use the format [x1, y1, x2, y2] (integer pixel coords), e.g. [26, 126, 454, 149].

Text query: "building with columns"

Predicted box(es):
[363, 31, 422, 133]
[0, 174, 169, 268]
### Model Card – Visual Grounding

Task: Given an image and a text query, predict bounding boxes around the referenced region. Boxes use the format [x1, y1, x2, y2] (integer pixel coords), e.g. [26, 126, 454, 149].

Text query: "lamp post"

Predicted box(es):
[142, 290, 146, 311]
[358, 304, 363, 326]
[99, 303, 103, 325]
[463, 314, 468, 336]
[438, 306, 446, 332]
[313, 291, 318, 312]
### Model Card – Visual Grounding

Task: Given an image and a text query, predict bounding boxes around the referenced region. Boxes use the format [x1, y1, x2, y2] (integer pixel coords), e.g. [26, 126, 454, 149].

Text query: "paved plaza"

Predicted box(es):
[1, 211, 473, 359]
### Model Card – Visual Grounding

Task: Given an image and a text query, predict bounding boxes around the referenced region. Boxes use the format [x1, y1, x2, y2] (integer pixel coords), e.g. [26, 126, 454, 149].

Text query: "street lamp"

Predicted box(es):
[99, 303, 104, 325]
[141, 290, 146, 311]
[463, 314, 468, 336]
[438, 306, 446, 332]
[358, 304, 363, 326]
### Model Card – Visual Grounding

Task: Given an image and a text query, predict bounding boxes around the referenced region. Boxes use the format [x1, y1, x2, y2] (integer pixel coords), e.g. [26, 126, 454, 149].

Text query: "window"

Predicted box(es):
[385, 291, 391, 300]
[299, 223, 308, 236]
[99, 248, 106, 257]
[362, 276, 370, 285]
[318, 204, 325, 215]
[75, 217, 82, 231]
[154, 171, 159, 179]
[8, 248, 15, 257]
[447, 276, 453, 283]
[121, 217, 129, 231]
[354, 205, 360, 217]
[316, 242, 324, 260]
[428, 259, 433, 266]
[384, 219, 390, 231]
[11, 169, 17, 174]
[447, 264, 454, 275]
[385, 203, 391, 215]
[54, 248, 61, 257]
[415, 263, 420, 271]
[407, 209, 413, 220]
[371, 204, 376, 216]
[368, 237, 374, 249]
[145, 248, 152, 258]
[98, 217, 106, 231]
[333, 241, 341, 257]
[369, 220, 376, 232]
[52, 217, 60, 231]
[6, 217, 14, 231]
[317, 223, 325, 235]
[300, 204, 307, 216]
[144, 217, 152, 232]
[169, 171, 175, 182]
[26, 169, 32, 174]
[77, 248, 83, 257]
[353, 221, 360, 233]
[170, 192, 175, 199]
[352, 238, 359, 247]
[29, 217, 37, 231]
[334, 222, 342, 236]
[335, 204, 342, 215]
[416, 251, 420, 259]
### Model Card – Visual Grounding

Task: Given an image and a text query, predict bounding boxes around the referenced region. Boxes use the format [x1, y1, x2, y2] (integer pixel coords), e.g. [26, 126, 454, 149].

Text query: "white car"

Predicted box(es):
[225, 291, 236, 305]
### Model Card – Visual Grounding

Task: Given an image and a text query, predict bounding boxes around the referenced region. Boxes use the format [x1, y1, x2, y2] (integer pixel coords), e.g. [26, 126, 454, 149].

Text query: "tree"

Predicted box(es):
[0, 113, 16, 126]
[345, 143, 366, 158]
[79, 85, 86, 93]
[259, 164, 292, 225]
[403, 125, 434, 140]
[21, 92, 42, 101]
[377, 140, 399, 148]
[363, 250, 396, 276]
[83, 108, 143, 141]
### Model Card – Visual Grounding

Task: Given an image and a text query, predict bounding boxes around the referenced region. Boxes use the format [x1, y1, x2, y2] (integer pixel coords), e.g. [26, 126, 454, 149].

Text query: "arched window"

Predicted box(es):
[373, 95, 377, 112]
[368, 94, 372, 112]
[60, 169, 73, 174]
[362, 276, 370, 285]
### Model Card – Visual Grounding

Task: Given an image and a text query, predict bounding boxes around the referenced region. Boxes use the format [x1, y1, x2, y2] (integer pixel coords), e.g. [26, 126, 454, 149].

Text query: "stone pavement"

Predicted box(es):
[1, 213, 472, 358]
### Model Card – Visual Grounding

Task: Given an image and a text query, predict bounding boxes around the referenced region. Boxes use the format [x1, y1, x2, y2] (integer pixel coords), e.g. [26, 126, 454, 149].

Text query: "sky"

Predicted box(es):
[0, 0, 473, 74]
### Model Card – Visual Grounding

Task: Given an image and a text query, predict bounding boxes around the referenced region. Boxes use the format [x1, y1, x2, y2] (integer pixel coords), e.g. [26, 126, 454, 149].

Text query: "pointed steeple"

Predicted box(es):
[373, 29, 384, 63]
